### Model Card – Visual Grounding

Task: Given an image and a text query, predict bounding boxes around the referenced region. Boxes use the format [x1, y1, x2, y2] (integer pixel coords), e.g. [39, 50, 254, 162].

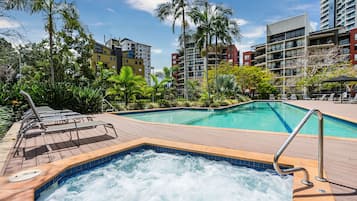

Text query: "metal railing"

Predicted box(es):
[273, 109, 326, 186]
[101, 99, 117, 112]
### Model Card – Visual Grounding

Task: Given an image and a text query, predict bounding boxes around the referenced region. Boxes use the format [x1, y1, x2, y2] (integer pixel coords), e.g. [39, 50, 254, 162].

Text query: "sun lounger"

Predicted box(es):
[319, 94, 327, 101]
[290, 94, 297, 100]
[13, 91, 117, 156]
[348, 94, 357, 103]
[269, 94, 275, 100]
[281, 94, 287, 100]
[19, 91, 92, 134]
[327, 93, 335, 101]
[303, 94, 311, 100]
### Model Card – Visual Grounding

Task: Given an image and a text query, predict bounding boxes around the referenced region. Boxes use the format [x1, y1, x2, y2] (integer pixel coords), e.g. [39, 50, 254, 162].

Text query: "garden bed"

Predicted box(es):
[0, 106, 14, 139]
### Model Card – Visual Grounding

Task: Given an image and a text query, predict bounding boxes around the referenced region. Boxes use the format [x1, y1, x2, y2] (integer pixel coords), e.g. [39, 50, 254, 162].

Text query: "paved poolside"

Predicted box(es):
[0, 101, 356, 201]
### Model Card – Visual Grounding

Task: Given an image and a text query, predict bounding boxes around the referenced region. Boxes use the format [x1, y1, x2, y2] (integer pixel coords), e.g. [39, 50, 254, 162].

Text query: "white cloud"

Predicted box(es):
[106, 8, 116, 13]
[125, 0, 168, 15]
[232, 18, 248, 26]
[0, 18, 21, 29]
[236, 40, 255, 53]
[90, 22, 105, 27]
[241, 26, 265, 38]
[310, 21, 318, 31]
[152, 48, 163, 54]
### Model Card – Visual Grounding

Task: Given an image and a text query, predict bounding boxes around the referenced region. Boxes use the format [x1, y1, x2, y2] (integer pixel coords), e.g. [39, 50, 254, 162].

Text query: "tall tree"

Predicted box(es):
[190, 1, 240, 101]
[5, 0, 81, 84]
[156, 0, 191, 100]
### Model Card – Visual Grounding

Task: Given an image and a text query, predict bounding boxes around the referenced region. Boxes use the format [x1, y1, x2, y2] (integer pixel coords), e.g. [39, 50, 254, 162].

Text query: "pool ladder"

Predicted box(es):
[273, 109, 327, 186]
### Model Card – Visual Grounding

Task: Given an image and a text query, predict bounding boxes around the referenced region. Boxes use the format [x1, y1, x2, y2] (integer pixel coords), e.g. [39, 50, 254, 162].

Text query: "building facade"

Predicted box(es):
[243, 51, 253, 66]
[244, 14, 357, 95]
[320, 0, 357, 30]
[91, 42, 145, 77]
[172, 39, 239, 95]
[120, 38, 151, 84]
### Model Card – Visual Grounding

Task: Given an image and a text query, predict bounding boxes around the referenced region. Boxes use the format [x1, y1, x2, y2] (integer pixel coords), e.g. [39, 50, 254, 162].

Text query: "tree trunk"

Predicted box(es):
[49, 1, 55, 84]
[215, 35, 218, 94]
[182, 6, 188, 100]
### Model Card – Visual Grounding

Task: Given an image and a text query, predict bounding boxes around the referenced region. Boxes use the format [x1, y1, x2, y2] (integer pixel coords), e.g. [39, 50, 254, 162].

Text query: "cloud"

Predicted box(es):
[236, 40, 255, 53]
[310, 21, 318, 31]
[0, 18, 21, 29]
[232, 18, 248, 26]
[241, 26, 265, 38]
[90, 22, 105, 27]
[106, 8, 116, 13]
[152, 48, 163, 54]
[125, 0, 168, 15]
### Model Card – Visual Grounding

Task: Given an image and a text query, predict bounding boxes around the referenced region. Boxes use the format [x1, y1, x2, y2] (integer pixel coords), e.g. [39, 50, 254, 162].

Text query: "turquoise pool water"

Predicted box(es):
[38, 150, 293, 201]
[121, 102, 357, 138]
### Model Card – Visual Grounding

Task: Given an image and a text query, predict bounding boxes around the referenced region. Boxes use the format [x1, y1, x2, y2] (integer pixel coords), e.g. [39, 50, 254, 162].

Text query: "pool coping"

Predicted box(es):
[113, 100, 357, 141]
[0, 138, 334, 201]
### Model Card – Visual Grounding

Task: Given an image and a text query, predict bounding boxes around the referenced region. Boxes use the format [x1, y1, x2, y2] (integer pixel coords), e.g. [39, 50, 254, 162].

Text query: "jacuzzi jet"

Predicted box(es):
[8, 169, 42, 182]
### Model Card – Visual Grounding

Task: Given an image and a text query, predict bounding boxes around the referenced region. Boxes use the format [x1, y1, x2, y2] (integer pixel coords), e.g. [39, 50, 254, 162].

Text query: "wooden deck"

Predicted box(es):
[1, 101, 357, 201]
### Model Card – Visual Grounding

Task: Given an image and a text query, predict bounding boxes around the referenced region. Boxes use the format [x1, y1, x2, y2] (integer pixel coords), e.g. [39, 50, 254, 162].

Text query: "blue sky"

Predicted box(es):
[1, 0, 320, 71]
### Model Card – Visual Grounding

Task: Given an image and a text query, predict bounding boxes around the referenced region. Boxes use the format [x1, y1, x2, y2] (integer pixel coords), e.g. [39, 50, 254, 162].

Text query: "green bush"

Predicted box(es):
[70, 86, 103, 113]
[209, 102, 220, 108]
[0, 106, 14, 139]
[158, 99, 171, 108]
[146, 103, 159, 109]
[219, 100, 230, 106]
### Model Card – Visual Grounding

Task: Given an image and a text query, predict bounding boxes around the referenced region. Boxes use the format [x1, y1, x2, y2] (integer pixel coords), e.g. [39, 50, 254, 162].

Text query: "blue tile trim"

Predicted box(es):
[35, 145, 292, 200]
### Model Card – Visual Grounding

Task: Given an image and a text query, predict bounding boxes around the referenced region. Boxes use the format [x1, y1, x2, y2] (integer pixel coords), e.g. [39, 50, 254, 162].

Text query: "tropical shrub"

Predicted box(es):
[70, 86, 103, 113]
[158, 99, 171, 108]
[0, 106, 14, 139]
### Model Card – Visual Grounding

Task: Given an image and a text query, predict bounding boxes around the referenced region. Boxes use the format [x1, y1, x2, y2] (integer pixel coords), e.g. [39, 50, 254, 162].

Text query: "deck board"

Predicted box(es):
[1, 101, 357, 201]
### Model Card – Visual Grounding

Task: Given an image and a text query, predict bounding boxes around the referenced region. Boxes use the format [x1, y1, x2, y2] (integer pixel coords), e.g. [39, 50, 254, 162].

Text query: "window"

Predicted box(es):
[354, 54, 357, 61]
[244, 55, 250, 60]
[354, 33, 357, 41]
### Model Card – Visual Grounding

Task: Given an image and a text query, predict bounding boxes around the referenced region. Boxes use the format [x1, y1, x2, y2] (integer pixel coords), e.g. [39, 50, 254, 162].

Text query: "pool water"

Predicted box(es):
[38, 150, 293, 201]
[122, 102, 357, 138]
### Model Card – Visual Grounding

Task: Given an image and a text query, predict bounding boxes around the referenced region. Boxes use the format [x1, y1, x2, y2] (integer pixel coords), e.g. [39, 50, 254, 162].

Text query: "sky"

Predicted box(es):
[1, 0, 321, 71]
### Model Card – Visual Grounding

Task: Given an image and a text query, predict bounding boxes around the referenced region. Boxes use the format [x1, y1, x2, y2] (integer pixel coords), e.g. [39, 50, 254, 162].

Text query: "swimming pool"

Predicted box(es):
[38, 148, 293, 201]
[121, 101, 357, 138]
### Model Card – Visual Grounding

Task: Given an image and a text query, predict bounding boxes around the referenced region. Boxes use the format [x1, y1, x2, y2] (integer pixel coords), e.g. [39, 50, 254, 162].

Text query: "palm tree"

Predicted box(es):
[211, 8, 240, 90]
[156, 0, 191, 100]
[189, 1, 240, 101]
[106, 66, 145, 106]
[150, 74, 169, 102]
[5, 0, 78, 84]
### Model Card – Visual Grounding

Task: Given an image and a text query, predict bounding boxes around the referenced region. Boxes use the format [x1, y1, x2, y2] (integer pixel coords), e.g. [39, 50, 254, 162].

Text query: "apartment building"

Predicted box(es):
[120, 38, 151, 84]
[320, 0, 357, 30]
[249, 15, 310, 94]
[172, 38, 239, 96]
[91, 42, 144, 77]
[244, 14, 357, 94]
[243, 51, 254, 66]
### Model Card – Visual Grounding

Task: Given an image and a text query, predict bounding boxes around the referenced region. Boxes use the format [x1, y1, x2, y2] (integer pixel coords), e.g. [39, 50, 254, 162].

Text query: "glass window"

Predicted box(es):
[354, 33, 357, 41]
[354, 54, 357, 61]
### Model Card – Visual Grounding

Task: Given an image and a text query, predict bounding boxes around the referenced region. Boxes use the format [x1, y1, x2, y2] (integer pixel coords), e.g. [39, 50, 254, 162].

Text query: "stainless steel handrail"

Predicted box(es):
[273, 108, 326, 186]
[102, 99, 117, 112]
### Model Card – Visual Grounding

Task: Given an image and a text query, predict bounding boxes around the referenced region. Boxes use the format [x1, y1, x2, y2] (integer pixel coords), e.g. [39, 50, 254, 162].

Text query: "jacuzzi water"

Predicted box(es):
[38, 150, 293, 201]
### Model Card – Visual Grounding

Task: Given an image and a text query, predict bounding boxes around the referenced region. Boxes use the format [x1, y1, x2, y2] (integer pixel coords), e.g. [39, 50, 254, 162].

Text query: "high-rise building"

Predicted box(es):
[172, 38, 239, 96]
[244, 14, 356, 95]
[320, 0, 357, 30]
[120, 38, 151, 84]
[266, 14, 310, 94]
